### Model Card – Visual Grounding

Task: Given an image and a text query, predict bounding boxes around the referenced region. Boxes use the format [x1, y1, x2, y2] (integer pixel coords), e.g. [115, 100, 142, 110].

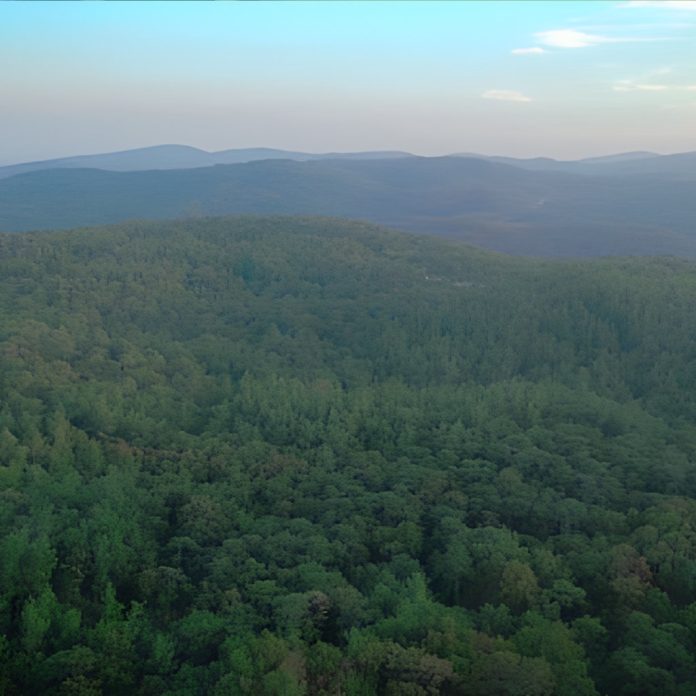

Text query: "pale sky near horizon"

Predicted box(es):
[2, 0, 696, 164]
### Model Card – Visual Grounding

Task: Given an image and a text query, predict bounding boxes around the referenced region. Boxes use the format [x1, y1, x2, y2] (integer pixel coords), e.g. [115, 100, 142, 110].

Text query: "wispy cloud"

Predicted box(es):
[536, 28, 667, 48]
[614, 81, 668, 91]
[482, 89, 532, 103]
[578, 22, 695, 30]
[614, 79, 696, 92]
[536, 29, 617, 48]
[620, 1, 696, 10]
[511, 47, 546, 55]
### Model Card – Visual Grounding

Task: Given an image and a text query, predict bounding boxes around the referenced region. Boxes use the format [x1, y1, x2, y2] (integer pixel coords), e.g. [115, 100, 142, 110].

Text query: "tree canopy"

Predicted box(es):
[1, 216, 696, 694]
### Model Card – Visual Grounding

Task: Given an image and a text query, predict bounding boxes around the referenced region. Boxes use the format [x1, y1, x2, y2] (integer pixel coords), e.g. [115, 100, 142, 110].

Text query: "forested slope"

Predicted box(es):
[1, 216, 696, 695]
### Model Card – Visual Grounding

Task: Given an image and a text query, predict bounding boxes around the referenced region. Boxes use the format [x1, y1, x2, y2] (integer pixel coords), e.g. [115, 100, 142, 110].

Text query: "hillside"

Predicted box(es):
[1, 216, 696, 695]
[2, 157, 696, 257]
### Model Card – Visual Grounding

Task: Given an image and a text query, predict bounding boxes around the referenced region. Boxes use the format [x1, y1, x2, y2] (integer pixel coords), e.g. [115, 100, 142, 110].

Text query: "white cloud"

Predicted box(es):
[536, 29, 615, 48]
[620, 1, 696, 10]
[536, 28, 666, 48]
[511, 47, 546, 55]
[482, 90, 532, 103]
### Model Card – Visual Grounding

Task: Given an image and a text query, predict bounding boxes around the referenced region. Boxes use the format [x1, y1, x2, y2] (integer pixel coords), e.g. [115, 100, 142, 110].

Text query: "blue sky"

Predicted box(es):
[2, 1, 696, 163]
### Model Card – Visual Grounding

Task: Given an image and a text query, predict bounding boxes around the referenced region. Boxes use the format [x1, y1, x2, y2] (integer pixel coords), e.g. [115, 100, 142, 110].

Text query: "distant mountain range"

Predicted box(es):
[1, 144, 696, 257]
[0, 145, 413, 179]
[454, 149, 661, 171]
[471, 150, 696, 177]
[4, 144, 695, 180]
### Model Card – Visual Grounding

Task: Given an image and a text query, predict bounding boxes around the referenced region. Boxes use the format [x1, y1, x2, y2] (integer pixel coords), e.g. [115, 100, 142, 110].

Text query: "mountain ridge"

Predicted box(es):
[2, 155, 696, 258]
[0, 144, 415, 179]
[4, 143, 695, 180]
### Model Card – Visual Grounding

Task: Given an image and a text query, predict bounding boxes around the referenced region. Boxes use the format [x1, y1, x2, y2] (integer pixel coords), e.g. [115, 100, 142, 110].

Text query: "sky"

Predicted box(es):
[2, 0, 696, 164]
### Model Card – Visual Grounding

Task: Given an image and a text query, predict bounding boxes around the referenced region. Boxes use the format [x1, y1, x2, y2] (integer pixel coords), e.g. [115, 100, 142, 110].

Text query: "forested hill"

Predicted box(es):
[2, 216, 696, 695]
[2, 156, 696, 257]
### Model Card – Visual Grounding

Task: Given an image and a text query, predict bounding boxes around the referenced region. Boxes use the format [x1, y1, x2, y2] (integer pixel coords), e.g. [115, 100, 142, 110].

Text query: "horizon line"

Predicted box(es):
[2, 143, 689, 169]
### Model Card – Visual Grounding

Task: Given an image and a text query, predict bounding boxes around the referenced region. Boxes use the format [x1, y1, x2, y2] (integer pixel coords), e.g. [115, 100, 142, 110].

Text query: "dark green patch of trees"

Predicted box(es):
[1, 216, 696, 694]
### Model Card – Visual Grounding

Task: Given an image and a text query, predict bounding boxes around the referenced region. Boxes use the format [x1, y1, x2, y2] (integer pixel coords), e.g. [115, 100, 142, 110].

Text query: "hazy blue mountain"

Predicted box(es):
[0, 144, 414, 179]
[455, 150, 687, 177]
[577, 150, 696, 178]
[0, 145, 213, 178]
[578, 150, 660, 165]
[480, 155, 582, 173]
[2, 155, 696, 257]
[4, 143, 694, 182]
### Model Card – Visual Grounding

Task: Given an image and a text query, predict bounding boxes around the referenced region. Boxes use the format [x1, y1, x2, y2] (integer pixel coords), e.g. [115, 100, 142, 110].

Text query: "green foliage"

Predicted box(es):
[1, 216, 696, 693]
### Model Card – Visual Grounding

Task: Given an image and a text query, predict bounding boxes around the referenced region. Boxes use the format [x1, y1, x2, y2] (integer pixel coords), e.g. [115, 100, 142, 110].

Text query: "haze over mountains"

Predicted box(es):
[2, 144, 691, 180]
[2, 144, 696, 257]
[479, 151, 696, 178]
[0, 145, 413, 180]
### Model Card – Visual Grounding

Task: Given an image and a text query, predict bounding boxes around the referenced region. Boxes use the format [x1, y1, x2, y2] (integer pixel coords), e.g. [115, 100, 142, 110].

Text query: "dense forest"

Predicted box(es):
[1, 216, 696, 695]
